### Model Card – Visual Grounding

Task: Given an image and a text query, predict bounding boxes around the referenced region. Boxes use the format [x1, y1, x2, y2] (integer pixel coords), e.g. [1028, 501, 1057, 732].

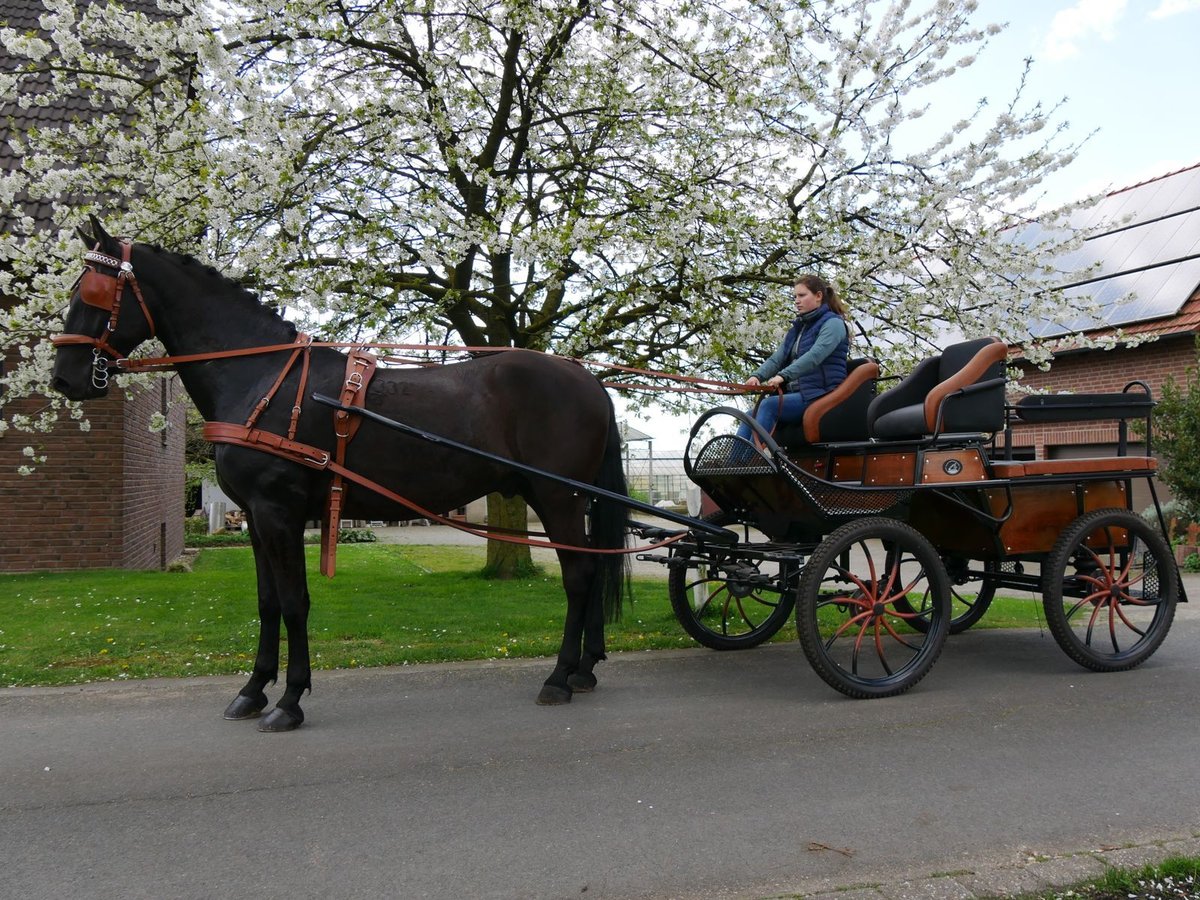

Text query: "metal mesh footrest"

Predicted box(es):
[779, 460, 912, 517]
[692, 435, 776, 475]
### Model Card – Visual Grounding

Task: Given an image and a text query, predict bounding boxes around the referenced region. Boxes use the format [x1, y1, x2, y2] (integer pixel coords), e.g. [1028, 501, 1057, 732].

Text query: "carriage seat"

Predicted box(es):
[774, 357, 880, 446]
[990, 456, 1157, 478]
[867, 337, 1007, 441]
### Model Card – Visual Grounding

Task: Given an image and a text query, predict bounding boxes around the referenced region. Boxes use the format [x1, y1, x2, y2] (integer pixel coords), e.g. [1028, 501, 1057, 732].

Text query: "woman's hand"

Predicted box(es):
[745, 376, 761, 387]
[764, 375, 785, 389]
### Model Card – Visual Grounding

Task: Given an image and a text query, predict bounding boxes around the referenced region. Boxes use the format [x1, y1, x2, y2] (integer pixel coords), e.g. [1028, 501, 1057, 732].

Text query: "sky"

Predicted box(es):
[621, 0, 1200, 453]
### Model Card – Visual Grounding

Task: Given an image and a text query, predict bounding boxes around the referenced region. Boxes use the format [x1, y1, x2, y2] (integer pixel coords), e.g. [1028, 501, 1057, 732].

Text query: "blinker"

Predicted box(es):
[78, 249, 125, 312]
[79, 267, 119, 311]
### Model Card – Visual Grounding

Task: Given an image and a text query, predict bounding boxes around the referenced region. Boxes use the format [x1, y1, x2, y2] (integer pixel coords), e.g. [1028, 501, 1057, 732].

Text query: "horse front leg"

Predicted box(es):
[257, 528, 313, 733]
[222, 522, 279, 721]
[221, 501, 312, 732]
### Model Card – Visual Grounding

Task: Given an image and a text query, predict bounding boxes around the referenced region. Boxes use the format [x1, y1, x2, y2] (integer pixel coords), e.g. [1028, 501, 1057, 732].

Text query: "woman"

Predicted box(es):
[738, 274, 849, 444]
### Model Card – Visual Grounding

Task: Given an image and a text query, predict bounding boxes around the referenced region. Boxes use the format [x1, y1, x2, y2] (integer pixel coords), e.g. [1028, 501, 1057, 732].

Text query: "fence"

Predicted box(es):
[623, 454, 691, 509]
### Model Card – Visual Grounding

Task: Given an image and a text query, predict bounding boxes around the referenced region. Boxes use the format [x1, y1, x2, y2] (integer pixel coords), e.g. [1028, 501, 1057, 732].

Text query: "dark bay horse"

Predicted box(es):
[50, 218, 630, 731]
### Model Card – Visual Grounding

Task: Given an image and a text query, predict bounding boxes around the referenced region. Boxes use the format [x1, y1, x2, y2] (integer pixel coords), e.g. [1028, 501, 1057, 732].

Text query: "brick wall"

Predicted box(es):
[1006, 334, 1197, 458]
[0, 348, 185, 572]
[120, 376, 186, 569]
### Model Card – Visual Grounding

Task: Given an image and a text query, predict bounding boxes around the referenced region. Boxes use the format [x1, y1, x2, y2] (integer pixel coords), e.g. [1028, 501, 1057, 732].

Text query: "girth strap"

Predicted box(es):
[322, 349, 378, 577]
[200, 343, 376, 577]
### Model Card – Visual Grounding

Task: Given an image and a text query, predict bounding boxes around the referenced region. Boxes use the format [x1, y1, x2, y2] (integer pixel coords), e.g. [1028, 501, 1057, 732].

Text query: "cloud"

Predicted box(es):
[1150, 0, 1200, 18]
[1040, 0, 1128, 61]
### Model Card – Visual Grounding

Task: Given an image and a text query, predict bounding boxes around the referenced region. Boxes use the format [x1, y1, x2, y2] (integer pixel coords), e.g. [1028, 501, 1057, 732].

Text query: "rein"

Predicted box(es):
[54, 245, 768, 572]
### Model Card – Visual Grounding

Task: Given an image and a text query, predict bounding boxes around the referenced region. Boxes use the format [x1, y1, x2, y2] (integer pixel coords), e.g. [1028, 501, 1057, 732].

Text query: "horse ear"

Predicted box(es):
[77, 219, 96, 247]
[82, 214, 116, 250]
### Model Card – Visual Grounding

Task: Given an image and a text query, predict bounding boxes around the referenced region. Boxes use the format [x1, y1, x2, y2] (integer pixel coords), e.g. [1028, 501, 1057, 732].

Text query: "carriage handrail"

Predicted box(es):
[310, 393, 738, 542]
[929, 375, 1008, 439]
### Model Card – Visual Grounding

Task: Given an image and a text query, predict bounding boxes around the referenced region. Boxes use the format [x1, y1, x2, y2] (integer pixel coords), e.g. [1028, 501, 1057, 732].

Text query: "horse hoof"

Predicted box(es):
[258, 707, 304, 732]
[566, 672, 597, 693]
[536, 684, 572, 705]
[223, 694, 268, 720]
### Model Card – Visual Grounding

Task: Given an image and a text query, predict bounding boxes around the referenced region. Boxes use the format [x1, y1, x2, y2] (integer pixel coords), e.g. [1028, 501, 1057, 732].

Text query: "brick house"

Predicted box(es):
[0, 0, 185, 572]
[1002, 162, 1200, 512]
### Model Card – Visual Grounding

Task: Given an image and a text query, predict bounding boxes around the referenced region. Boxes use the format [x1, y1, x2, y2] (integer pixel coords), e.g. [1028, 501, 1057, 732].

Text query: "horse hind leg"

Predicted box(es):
[567, 559, 607, 694]
[537, 545, 593, 705]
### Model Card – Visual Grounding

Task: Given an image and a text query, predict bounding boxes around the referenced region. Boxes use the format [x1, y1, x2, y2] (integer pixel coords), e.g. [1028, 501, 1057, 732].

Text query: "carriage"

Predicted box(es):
[636, 336, 1183, 699]
[50, 221, 1183, 728]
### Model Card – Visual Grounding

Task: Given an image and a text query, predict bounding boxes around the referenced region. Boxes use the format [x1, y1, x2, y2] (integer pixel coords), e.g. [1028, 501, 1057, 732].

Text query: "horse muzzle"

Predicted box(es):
[50, 344, 112, 400]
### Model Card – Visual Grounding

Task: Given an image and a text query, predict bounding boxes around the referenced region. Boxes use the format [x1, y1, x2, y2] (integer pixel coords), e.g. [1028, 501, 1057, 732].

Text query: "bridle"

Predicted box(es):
[51, 241, 157, 390]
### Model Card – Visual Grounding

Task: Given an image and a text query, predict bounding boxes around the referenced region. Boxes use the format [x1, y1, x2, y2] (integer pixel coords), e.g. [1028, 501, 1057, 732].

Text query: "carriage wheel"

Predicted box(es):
[1042, 508, 1177, 672]
[668, 544, 797, 651]
[894, 557, 997, 635]
[796, 518, 950, 699]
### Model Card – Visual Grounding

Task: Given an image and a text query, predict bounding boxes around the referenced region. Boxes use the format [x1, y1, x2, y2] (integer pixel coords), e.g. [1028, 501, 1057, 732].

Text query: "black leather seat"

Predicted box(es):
[867, 337, 1007, 441]
[774, 358, 879, 446]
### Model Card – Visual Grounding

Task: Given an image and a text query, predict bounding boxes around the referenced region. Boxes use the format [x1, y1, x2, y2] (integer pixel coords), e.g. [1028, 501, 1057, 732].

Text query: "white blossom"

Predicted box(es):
[1, 0, 1106, 464]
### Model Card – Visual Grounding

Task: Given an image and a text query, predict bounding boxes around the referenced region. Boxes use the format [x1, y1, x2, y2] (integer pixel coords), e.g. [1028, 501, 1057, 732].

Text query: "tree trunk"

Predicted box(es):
[484, 492, 536, 578]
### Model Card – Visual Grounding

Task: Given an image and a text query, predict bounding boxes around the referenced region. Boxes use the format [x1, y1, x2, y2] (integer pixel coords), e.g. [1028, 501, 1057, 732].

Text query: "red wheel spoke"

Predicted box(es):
[827, 608, 873, 647]
[880, 616, 922, 650]
[1113, 597, 1149, 636]
[873, 621, 895, 677]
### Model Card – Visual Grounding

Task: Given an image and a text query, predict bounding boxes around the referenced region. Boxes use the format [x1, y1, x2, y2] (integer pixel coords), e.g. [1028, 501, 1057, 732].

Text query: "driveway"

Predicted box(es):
[2, 588, 1199, 900]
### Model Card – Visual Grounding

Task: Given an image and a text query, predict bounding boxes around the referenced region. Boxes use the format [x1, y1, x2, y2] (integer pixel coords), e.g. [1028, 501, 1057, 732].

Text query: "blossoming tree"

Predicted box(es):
[1, 0, 1097, 573]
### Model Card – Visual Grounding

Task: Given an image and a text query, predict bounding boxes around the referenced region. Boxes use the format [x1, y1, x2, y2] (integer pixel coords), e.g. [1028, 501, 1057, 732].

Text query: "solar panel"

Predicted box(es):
[1016, 164, 1200, 337]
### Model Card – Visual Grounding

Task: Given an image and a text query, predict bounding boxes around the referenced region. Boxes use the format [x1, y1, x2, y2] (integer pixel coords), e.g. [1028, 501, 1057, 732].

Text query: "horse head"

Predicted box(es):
[51, 215, 159, 400]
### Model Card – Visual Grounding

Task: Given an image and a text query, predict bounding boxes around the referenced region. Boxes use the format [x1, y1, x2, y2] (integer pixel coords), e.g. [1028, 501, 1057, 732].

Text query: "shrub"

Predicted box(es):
[337, 528, 378, 544]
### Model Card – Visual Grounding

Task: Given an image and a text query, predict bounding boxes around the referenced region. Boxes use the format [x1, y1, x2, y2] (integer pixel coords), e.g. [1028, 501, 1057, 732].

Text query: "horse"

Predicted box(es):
[50, 217, 630, 732]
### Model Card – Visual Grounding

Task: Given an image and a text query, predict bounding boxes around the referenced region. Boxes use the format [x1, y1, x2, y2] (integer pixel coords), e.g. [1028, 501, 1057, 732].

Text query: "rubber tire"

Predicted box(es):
[1042, 508, 1177, 672]
[668, 536, 797, 651]
[796, 517, 950, 699]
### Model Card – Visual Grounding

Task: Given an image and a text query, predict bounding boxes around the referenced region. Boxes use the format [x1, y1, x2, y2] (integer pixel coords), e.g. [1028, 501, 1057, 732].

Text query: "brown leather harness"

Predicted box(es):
[200, 346, 380, 576]
[53, 244, 727, 573]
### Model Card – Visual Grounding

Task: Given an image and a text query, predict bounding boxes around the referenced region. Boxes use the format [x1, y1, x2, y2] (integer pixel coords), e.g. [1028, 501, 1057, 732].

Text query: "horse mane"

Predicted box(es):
[143, 243, 299, 342]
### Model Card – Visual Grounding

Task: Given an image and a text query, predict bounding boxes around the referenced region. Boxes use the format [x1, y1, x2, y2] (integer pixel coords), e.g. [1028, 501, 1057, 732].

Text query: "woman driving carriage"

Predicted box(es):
[737, 274, 850, 442]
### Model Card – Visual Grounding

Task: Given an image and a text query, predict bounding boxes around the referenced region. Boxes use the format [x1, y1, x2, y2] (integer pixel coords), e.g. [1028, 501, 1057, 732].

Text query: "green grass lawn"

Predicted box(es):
[0, 543, 1046, 688]
[0, 544, 686, 686]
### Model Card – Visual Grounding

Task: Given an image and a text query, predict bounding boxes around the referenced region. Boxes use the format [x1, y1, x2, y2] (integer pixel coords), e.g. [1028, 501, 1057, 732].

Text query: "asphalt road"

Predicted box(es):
[3, 594, 1200, 900]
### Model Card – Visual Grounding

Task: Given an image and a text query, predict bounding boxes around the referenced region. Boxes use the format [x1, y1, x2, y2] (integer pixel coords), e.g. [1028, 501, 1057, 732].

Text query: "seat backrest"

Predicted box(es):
[925, 337, 1007, 435]
[803, 357, 879, 443]
[773, 358, 879, 448]
[868, 337, 1007, 440]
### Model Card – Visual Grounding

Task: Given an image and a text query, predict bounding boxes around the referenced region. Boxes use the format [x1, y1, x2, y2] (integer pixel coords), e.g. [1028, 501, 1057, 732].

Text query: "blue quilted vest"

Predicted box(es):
[781, 305, 848, 399]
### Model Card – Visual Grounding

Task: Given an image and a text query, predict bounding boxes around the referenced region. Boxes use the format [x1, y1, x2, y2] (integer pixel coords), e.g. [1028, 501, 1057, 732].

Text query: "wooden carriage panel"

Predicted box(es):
[788, 452, 830, 478]
[919, 449, 988, 484]
[831, 453, 865, 482]
[862, 451, 917, 486]
[908, 491, 996, 558]
[989, 480, 1128, 555]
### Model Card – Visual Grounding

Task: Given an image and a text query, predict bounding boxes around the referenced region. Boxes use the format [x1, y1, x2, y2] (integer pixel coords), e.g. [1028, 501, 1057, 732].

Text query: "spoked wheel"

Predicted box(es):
[894, 556, 997, 635]
[1042, 508, 1178, 672]
[796, 518, 950, 698]
[668, 543, 798, 651]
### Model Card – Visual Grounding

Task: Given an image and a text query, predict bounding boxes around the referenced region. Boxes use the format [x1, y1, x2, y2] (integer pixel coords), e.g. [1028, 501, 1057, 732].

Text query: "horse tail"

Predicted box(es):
[590, 396, 631, 624]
